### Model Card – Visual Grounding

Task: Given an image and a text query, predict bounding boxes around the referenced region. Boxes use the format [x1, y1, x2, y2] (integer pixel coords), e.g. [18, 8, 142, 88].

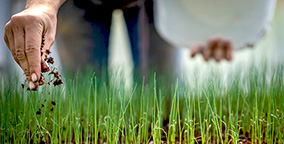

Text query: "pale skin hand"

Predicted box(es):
[191, 38, 233, 62]
[4, 0, 66, 90]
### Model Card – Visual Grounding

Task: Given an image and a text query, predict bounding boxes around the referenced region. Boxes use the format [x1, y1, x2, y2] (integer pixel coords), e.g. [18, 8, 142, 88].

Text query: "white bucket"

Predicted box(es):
[154, 0, 277, 49]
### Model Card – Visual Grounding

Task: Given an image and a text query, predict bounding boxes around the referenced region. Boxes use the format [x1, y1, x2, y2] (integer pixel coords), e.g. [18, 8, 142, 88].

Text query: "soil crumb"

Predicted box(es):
[51, 101, 56, 106]
[38, 74, 45, 85]
[47, 57, 54, 64]
[53, 79, 63, 86]
[25, 38, 63, 91]
[48, 68, 64, 87]
[50, 107, 54, 111]
[36, 109, 41, 115]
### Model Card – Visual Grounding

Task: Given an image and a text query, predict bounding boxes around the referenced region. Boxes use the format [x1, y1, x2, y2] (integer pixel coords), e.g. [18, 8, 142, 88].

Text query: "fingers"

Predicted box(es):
[4, 22, 20, 66]
[190, 38, 234, 62]
[213, 39, 224, 62]
[191, 45, 203, 57]
[224, 40, 233, 61]
[25, 24, 43, 89]
[12, 23, 37, 89]
[203, 38, 217, 61]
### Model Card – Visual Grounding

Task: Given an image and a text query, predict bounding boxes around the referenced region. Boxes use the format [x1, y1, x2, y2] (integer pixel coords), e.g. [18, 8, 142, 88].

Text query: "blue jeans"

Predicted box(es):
[84, 5, 140, 69]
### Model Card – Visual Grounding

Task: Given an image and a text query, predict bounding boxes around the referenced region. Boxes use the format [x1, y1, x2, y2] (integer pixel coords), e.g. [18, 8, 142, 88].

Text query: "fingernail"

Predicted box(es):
[31, 73, 37, 82]
[29, 81, 35, 90]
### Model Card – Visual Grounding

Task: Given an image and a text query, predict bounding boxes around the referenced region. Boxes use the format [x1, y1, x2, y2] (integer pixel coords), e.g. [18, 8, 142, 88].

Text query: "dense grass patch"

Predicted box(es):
[1, 64, 284, 143]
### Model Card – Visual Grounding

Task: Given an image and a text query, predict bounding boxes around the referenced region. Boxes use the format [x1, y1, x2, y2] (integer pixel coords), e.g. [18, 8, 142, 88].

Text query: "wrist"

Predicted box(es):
[25, 0, 66, 15]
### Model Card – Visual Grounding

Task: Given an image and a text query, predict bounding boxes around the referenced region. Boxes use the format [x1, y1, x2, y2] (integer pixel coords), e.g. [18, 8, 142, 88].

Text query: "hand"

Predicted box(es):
[190, 38, 233, 62]
[4, 5, 57, 90]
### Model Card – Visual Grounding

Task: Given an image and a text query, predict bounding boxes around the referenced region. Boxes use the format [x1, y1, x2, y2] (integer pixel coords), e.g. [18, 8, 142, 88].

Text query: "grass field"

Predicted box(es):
[1, 62, 284, 144]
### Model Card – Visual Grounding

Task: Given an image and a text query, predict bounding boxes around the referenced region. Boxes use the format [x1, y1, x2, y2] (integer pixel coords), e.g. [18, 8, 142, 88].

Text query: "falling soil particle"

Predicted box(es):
[46, 121, 50, 125]
[36, 109, 41, 115]
[53, 79, 63, 86]
[49, 70, 59, 79]
[41, 65, 50, 73]
[51, 101, 56, 106]
[47, 57, 54, 64]
[46, 49, 51, 55]
[41, 104, 44, 108]
[44, 99, 46, 102]
[21, 84, 25, 89]
[48, 68, 64, 87]
[38, 74, 45, 86]
[25, 38, 63, 91]
[50, 107, 54, 111]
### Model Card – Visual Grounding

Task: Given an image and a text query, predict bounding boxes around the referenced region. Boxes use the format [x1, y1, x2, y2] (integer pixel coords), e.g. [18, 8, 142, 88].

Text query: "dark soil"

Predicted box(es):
[47, 57, 54, 65]
[23, 37, 63, 90]
[38, 74, 44, 86]
[50, 106, 54, 111]
[36, 109, 41, 115]
[53, 78, 63, 86]
[48, 68, 63, 87]
[51, 101, 56, 106]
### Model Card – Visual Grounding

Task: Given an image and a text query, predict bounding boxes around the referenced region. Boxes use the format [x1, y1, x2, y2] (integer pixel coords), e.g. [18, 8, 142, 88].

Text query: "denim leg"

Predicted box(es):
[85, 7, 113, 68]
[123, 6, 140, 69]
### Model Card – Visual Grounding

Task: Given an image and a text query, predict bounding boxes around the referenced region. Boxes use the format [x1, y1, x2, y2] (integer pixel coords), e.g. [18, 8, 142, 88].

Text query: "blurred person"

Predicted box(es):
[73, 0, 141, 69]
[3, 0, 235, 90]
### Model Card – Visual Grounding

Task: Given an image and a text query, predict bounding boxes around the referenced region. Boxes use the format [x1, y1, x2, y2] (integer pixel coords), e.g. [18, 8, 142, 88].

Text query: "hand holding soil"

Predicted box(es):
[191, 38, 233, 62]
[4, 3, 60, 90]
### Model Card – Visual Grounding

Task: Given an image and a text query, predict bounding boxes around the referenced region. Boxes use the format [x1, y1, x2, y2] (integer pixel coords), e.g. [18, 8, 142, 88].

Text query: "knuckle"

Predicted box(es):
[26, 14, 40, 22]
[25, 44, 38, 54]
[12, 52, 17, 58]
[13, 57, 20, 64]
[16, 49, 26, 61]
[4, 23, 11, 32]
[11, 14, 40, 26]
[11, 15, 23, 24]
[10, 15, 18, 22]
